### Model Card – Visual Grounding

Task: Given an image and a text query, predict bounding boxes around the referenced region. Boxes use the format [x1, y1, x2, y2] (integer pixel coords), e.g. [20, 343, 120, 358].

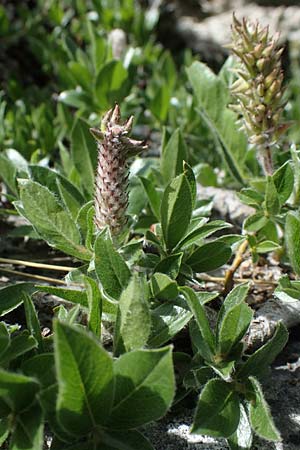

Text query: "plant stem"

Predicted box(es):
[224, 239, 249, 293]
[197, 273, 277, 286]
[260, 145, 274, 176]
[0, 257, 74, 272]
[0, 267, 82, 286]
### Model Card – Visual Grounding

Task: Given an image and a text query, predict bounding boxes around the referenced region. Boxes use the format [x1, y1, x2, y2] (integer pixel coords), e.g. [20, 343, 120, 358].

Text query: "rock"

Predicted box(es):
[159, 1, 300, 69]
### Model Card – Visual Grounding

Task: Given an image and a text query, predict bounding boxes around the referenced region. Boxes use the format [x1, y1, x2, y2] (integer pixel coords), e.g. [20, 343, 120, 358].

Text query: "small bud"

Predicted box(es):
[253, 43, 264, 58]
[257, 83, 265, 97]
[256, 57, 267, 72]
[231, 79, 250, 94]
[264, 69, 278, 88]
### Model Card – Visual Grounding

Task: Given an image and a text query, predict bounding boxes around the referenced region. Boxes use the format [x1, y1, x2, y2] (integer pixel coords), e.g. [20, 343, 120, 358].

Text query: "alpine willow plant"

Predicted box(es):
[0, 11, 297, 450]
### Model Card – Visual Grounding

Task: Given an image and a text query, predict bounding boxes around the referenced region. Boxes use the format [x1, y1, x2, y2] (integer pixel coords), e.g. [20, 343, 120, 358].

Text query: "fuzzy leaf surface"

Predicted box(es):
[54, 321, 114, 436]
[114, 274, 151, 354]
[94, 229, 131, 300]
[192, 378, 240, 438]
[160, 174, 192, 251]
[285, 212, 300, 276]
[108, 347, 175, 429]
[18, 179, 89, 260]
[249, 377, 281, 441]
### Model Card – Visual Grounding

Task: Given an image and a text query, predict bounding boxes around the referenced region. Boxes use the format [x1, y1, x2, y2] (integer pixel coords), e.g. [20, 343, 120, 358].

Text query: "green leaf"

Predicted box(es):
[22, 354, 55, 389]
[85, 276, 102, 338]
[0, 369, 39, 412]
[0, 323, 9, 357]
[108, 347, 175, 429]
[71, 119, 97, 197]
[227, 403, 253, 450]
[285, 212, 300, 276]
[265, 176, 280, 216]
[183, 161, 197, 208]
[184, 366, 214, 390]
[29, 165, 85, 207]
[187, 61, 247, 184]
[217, 284, 253, 357]
[154, 253, 183, 279]
[35, 285, 88, 307]
[68, 61, 92, 92]
[176, 220, 231, 251]
[18, 179, 89, 260]
[0, 152, 17, 195]
[95, 60, 128, 108]
[94, 228, 131, 300]
[114, 274, 151, 354]
[23, 293, 44, 351]
[148, 298, 193, 347]
[195, 162, 217, 187]
[160, 174, 192, 251]
[139, 176, 161, 220]
[217, 284, 250, 339]
[243, 213, 268, 233]
[191, 378, 240, 438]
[161, 129, 188, 185]
[0, 283, 34, 316]
[197, 291, 219, 305]
[0, 330, 37, 365]
[255, 240, 280, 253]
[149, 84, 171, 123]
[237, 188, 264, 207]
[186, 241, 231, 272]
[217, 301, 253, 357]
[76, 200, 94, 241]
[273, 161, 294, 205]
[54, 321, 114, 436]
[189, 319, 215, 362]
[150, 273, 178, 300]
[10, 402, 43, 450]
[237, 322, 288, 379]
[248, 377, 281, 441]
[57, 180, 82, 220]
[58, 89, 91, 109]
[181, 286, 215, 357]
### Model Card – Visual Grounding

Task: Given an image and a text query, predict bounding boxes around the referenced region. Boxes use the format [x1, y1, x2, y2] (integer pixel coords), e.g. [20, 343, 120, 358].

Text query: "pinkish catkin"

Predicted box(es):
[90, 104, 147, 235]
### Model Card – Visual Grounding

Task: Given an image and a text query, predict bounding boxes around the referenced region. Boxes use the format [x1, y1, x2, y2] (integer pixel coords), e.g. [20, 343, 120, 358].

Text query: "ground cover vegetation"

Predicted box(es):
[0, 1, 299, 449]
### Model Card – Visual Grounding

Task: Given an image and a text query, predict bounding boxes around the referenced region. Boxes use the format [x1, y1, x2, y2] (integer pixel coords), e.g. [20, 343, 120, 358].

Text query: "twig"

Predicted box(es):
[224, 239, 249, 294]
[0, 267, 82, 286]
[197, 273, 277, 286]
[0, 257, 74, 272]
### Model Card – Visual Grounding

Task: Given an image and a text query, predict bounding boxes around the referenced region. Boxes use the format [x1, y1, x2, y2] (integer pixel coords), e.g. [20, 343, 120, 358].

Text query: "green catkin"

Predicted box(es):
[228, 15, 289, 175]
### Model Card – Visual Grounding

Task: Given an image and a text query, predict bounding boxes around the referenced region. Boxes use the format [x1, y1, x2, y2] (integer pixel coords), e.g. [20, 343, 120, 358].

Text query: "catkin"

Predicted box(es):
[90, 105, 147, 235]
[228, 15, 288, 175]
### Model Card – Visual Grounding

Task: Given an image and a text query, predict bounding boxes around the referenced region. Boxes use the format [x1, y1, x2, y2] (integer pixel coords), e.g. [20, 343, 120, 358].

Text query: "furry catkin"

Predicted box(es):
[90, 105, 147, 235]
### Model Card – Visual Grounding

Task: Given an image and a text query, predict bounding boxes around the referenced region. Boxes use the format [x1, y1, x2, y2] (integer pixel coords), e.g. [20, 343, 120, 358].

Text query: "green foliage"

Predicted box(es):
[0, 4, 298, 448]
[181, 284, 287, 445]
[186, 61, 248, 184]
